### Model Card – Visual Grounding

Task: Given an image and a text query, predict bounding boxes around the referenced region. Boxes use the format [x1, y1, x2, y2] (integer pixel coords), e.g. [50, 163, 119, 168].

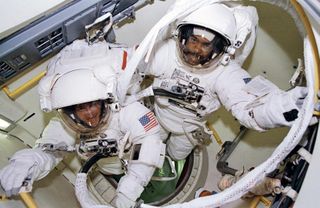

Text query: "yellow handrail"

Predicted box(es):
[250, 196, 271, 208]
[2, 71, 46, 100]
[20, 192, 38, 208]
[206, 122, 223, 146]
[250, 196, 261, 208]
[0, 194, 6, 201]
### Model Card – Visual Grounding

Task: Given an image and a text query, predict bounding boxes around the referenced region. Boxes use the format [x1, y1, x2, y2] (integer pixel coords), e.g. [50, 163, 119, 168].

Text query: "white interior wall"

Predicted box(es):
[0, 0, 72, 40]
[0, 1, 306, 207]
[114, 0, 175, 45]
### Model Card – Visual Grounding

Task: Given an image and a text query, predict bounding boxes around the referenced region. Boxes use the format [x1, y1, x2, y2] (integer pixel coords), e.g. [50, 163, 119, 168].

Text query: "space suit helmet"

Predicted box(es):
[38, 40, 117, 134]
[176, 3, 237, 69]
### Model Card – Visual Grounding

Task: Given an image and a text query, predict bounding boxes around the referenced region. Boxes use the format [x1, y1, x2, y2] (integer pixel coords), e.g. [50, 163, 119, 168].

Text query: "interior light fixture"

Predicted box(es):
[0, 115, 15, 131]
[0, 118, 11, 129]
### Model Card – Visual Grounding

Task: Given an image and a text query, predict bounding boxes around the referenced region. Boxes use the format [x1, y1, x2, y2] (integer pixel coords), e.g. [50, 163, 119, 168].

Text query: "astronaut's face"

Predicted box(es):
[182, 35, 214, 66]
[75, 101, 102, 128]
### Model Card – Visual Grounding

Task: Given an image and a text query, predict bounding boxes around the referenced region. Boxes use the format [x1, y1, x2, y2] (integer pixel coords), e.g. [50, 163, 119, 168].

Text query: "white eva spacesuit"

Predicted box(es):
[135, 3, 307, 160]
[0, 40, 165, 208]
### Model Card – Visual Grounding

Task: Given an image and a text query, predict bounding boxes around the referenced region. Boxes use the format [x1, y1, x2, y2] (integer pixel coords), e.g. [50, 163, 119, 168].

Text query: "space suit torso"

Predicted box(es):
[152, 65, 222, 134]
[36, 101, 162, 174]
[32, 101, 165, 204]
[76, 102, 163, 175]
[146, 39, 255, 134]
[76, 109, 130, 175]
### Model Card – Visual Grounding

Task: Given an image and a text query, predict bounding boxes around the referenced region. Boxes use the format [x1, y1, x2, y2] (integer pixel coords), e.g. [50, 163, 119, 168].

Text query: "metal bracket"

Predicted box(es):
[85, 12, 113, 44]
[216, 127, 247, 176]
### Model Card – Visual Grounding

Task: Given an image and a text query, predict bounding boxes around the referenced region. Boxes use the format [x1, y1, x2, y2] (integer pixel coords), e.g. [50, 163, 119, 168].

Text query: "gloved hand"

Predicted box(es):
[252, 86, 308, 129]
[111, 192, 136, 208]
[0, 160, 35, 197]
[282, 86, 308, 122]
[289, 86, 308, 107]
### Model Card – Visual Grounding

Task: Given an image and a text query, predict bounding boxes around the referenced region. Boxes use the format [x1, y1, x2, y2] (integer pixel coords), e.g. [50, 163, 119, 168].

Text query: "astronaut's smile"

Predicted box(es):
[75, 101, 102, 127]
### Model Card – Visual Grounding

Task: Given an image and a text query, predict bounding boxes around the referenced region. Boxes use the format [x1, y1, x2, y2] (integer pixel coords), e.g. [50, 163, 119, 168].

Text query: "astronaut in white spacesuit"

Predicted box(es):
[134, 3, 307, 161]
[0, 40, 165, 208]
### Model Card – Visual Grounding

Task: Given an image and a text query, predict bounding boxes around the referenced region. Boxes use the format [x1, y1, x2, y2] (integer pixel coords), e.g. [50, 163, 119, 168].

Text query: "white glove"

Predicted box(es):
[0, 148, 58, 197]
[0, 160, 35, 197]
[253, 86, 308, 129]
[111, 192, 136, 208]
[288, 86, 308, 109]
[280, 86, 308, 122]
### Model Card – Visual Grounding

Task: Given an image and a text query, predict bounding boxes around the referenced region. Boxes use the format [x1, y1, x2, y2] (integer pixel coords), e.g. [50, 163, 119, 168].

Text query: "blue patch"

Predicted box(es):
[139, 114, 151, 126]
[243, 77, 252, 84]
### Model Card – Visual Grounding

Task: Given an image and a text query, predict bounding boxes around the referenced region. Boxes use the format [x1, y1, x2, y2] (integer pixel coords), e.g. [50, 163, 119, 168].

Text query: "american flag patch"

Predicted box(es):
[138, 112, 158, 132]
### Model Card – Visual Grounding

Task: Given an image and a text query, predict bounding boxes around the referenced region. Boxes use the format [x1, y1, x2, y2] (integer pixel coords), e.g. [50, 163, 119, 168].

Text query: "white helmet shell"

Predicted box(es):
[38, 40, 117, 134]
[50, 68, 116, 110]
[38, 40, 117, 112]
[50, 68, 116, 134]
[178, 3, 237, 45]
